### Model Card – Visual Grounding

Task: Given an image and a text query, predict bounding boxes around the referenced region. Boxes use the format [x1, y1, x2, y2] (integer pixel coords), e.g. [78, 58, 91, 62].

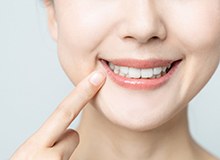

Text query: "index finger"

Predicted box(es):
[34, 70, 106, 147]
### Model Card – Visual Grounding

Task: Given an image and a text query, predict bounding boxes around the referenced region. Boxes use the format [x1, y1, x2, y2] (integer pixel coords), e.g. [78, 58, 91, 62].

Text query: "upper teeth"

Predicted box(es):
[108, 62, 171, 79]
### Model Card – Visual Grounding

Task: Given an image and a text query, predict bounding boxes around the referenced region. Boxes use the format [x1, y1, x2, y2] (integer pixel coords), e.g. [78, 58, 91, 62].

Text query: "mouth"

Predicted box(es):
[100, 58, 182, 90]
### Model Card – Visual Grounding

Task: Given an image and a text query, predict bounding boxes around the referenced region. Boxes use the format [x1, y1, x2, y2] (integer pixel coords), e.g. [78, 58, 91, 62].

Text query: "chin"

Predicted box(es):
[90, 77, 186, 132]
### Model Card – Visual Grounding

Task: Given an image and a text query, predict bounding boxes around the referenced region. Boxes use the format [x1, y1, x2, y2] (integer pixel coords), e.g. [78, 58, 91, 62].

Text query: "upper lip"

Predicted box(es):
[100, 58, 182, 69]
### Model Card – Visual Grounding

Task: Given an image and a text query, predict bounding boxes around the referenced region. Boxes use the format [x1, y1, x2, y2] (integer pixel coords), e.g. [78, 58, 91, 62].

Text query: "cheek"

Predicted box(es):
[55, 9, 105, 84]
[56, 1, 118, 53]
[55, 2, 120, 85]
[166, 2, 220, 51]
[163, 2, 220, 103]
[173, 5, 220, 77]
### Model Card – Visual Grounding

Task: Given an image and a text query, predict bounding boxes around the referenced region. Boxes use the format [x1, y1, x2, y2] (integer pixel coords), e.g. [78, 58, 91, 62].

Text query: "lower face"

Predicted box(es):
[53, 0, 220, 130]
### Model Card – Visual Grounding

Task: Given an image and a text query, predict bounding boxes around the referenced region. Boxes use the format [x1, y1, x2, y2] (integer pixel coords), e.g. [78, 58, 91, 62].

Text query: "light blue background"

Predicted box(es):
[0, 0, 219, 159]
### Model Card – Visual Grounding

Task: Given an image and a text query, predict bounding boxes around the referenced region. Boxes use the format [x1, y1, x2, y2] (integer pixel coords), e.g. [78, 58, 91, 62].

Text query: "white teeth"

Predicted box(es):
[128, 68, 141, 78]
[141, 68, 153, 78]
[120, 66, 129, 75]
[153, 67, 162, 75]
[168, 64, 171, 69]
[162, 67, 167, 72]
[109, 62, 115, 70]
[114, 66, 120, 74]
[108, 62, 171, 79]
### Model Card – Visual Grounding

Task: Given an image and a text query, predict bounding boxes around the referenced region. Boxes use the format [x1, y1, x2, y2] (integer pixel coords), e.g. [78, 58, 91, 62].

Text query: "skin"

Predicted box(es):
[12, 0, 220, 159]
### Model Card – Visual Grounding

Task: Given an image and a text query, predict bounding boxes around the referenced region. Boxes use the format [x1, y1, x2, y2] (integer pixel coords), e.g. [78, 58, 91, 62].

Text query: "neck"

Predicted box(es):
[72, 105, 200, 160]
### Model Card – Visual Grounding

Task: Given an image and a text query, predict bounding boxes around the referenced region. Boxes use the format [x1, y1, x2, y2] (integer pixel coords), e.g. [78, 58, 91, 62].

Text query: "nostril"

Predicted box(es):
[151, 36, 159, 39]
[124, 36, 134, 39]
[123, 35, 138, 43]
[124, 35, 161, 44]
[147, 36, 161, 43]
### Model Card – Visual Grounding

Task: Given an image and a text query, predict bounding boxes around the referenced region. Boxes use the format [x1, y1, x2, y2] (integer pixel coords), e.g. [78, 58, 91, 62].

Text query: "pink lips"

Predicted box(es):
[108, 59, 173, 69]
[101, 59, 181, 90]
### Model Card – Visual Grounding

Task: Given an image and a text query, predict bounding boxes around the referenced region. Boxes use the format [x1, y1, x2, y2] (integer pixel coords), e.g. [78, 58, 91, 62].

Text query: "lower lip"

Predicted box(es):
[101, 60, 181, 90]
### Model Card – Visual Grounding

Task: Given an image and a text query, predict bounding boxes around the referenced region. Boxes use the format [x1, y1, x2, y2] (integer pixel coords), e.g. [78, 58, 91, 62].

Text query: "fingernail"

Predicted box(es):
[89, 71, 105, 86]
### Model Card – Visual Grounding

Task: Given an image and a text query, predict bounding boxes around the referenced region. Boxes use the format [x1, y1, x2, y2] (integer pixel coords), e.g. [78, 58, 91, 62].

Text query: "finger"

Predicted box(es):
[34, 70, 106, 147]
[52, 129, 79, 160]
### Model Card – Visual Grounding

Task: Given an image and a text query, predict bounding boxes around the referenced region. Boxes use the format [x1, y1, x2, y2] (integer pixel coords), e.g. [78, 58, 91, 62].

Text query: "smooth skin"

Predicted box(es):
[11, 71, 106, 160]
[11, 0, 220, 159]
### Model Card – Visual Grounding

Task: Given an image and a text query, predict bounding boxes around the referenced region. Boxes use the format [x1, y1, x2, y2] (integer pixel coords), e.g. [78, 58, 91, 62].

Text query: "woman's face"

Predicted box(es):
[48, 0, 220, 130]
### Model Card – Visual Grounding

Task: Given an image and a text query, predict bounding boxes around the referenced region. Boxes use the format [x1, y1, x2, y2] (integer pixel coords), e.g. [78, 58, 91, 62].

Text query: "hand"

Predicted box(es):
[11, 71, 106, 160]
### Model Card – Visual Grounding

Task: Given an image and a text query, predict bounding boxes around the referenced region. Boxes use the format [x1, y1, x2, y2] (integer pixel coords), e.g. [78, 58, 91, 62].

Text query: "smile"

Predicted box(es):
[108, 62, 171, 79]
[101, 58, 182, 90]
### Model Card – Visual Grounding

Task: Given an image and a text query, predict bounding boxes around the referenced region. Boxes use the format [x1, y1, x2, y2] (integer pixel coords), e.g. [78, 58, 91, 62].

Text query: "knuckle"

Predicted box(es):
[56, 104, 77, 123]
[67, 129, 80, 143]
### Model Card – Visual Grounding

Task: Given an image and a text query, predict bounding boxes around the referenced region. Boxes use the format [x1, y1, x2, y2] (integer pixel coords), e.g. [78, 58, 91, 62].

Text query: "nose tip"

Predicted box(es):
[124, 21, 167, 44]
[118, 3, 167, 44]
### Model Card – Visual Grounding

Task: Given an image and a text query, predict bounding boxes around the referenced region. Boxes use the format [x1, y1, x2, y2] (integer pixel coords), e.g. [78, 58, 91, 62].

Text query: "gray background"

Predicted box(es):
[0, 0, 219, 159]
